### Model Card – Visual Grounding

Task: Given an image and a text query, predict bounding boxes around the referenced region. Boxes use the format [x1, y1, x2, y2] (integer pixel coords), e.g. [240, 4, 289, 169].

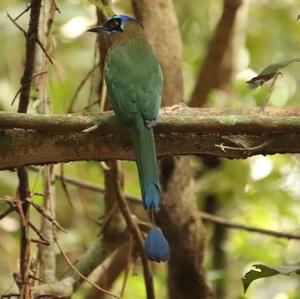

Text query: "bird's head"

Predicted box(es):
[87, 15, 139, 35]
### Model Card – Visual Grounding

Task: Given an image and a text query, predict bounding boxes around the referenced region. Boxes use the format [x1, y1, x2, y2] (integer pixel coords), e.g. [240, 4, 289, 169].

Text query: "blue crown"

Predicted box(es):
[111, 15, 136, 22]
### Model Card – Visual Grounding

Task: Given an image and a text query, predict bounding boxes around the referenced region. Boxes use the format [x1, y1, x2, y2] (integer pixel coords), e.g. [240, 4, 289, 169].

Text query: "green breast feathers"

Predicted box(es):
[104, 35, 163, 125]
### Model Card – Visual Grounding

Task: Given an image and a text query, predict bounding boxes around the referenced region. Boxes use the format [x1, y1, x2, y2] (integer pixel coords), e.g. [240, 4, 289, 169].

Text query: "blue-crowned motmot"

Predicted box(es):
[88, 15, 170, 262]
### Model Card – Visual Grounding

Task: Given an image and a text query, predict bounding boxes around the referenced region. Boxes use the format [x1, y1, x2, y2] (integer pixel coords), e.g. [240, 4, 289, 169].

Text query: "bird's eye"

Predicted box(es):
[104, 18, 123, 32]
[112, 20, 119, 27]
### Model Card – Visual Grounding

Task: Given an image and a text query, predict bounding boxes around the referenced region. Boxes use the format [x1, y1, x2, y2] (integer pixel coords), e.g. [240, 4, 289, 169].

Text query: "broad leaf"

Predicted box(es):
[242, 264, 300, 293]
[247, 58, 300, 88]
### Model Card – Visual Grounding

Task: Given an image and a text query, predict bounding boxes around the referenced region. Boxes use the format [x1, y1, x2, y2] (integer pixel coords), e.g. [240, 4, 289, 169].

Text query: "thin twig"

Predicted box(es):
[26, 198, 67, 233]
[54, 173, 106, 194]
[15, 192, 27, 228]
[35, 37, 54, 64]
[0, 197, 16, 204]
[83, 98, 102, 111]
[59, 164, 74, 208]
[0, 205, 16, 221]
[11, 71, 48, 106]
[51, 0, 60, 13]
[29, 167, 141, 203]
[53, 234, 121, 299]
[201, 211, 300, 240]
[215, 141, 268, 152]
[82, 124, 99, 133]
[30, 239, 50, 246]
[14, 5, 33, 21]
[28, 274, 43, 283]
[7, 13, 27, 36]
[28, 221, 50, 245]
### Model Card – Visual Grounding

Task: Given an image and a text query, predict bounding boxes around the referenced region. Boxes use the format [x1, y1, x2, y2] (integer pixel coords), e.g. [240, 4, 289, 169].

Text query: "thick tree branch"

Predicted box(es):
[2, 107, 300, 169]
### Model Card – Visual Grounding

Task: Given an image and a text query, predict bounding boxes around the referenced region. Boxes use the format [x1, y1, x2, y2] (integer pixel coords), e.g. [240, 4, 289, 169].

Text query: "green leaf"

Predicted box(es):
[242, 264, 300, 293]
[247, 58, 300, 88]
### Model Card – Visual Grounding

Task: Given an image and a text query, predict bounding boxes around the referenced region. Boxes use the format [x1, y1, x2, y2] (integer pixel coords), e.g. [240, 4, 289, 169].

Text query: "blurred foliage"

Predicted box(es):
[1, 0, 300, 298]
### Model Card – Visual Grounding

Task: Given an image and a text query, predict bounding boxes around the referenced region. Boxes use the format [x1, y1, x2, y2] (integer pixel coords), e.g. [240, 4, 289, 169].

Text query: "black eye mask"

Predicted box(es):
[103, 18, 123, 32]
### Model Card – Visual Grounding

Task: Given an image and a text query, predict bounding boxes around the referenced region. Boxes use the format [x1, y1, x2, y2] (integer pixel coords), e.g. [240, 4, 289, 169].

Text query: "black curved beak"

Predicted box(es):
[87, 25, 105, 33]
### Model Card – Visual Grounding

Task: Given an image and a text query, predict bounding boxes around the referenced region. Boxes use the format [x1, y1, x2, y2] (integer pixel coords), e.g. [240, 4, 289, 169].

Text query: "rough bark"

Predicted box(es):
[2, 108, 300, 170]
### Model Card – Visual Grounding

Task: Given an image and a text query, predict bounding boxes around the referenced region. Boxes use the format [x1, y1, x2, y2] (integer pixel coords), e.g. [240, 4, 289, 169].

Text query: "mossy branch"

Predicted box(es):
[1, 106, 300, 170]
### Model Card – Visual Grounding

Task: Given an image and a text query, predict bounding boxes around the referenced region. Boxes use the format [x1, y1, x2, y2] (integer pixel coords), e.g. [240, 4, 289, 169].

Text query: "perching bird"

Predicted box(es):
[88, 15, 170, 262]
[88, 15, 162, 210]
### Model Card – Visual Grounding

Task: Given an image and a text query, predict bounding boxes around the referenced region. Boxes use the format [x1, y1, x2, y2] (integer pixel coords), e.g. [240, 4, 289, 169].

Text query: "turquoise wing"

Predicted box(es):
[104, 35, 163, 125]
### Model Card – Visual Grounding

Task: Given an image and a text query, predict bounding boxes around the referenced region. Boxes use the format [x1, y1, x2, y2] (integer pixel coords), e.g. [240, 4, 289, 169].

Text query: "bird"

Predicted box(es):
[88, 15, 170, 262]
[88, 15, 162, 211]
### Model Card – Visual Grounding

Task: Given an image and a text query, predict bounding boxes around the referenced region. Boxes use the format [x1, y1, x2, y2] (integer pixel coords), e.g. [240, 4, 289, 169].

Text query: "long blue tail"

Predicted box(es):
[132, 114, 160, 210]
[132, 115, 170, 262]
